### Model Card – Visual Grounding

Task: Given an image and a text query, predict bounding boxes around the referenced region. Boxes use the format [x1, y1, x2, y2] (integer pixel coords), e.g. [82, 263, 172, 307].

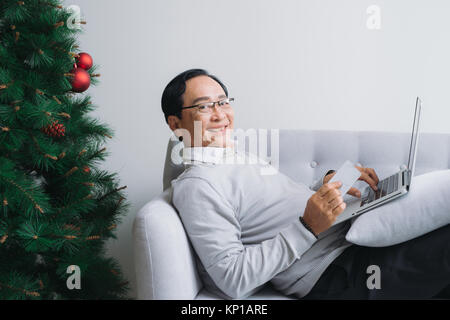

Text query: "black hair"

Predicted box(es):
[161, 69, 228, 124]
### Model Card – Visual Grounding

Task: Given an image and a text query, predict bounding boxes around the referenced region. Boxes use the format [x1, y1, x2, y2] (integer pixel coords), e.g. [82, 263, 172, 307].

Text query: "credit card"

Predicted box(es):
[328, 160, 361, 196]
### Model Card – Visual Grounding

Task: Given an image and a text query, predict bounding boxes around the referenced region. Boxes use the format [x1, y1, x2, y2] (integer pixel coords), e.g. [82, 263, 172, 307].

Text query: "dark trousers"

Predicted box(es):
[303, 224, 450, 299]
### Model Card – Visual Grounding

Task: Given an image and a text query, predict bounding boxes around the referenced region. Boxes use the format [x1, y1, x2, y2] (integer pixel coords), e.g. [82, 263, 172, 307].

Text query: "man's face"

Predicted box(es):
[169, 75, 235, 148]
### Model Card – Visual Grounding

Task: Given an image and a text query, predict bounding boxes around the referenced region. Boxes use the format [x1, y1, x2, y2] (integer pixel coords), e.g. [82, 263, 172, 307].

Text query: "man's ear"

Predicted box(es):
[167, 115, 181, 132]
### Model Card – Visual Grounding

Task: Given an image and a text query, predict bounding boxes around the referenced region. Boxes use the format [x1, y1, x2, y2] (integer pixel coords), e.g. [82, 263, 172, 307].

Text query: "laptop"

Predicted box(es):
[332, 97, 422, 225]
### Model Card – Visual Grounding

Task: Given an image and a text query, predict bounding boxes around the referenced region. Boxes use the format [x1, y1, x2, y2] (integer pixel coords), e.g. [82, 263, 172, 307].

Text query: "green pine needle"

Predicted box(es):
[0, 0, 129, 299]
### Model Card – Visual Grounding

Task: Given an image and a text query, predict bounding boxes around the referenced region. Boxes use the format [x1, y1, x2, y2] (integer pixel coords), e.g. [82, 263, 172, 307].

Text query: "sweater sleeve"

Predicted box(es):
[172, 177, 318, 299]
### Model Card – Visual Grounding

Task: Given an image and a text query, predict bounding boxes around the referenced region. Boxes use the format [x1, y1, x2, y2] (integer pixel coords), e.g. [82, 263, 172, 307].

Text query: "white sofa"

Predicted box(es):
[132, 129, 450, 300]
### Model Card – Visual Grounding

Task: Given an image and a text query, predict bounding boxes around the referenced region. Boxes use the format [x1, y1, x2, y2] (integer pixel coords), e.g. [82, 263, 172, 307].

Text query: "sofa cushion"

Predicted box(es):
[346, 170, 450, 247]
[133, 188, 203, 299]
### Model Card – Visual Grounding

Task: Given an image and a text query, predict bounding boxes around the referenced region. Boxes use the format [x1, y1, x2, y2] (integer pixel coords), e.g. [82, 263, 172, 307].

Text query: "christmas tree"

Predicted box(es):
[0, 0, 129, 299]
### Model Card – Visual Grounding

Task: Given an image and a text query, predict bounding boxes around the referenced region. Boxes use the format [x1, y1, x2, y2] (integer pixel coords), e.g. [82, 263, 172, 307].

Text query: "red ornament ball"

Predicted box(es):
[82, 166, 90, 173]
[71, 68, 91, 93]
[76, 52, 93, 70]
[42, 121, 65, 138]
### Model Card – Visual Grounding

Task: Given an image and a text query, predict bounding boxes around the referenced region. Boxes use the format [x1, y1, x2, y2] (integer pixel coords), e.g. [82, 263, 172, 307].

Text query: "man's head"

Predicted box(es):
[162, 69, 235, 148]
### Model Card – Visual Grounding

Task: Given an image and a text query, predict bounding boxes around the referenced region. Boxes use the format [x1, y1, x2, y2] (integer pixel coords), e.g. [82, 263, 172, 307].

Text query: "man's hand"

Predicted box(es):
[323, 166, 380, 198]
[302, 181, 346, 236]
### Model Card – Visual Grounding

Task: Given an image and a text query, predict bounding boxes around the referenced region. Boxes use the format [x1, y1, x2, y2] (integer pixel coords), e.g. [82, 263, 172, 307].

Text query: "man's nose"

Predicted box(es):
[210, 104, 226, 118]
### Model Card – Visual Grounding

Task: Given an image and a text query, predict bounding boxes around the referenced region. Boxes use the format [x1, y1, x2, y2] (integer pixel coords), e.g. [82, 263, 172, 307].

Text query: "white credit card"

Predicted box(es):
[328, 160, 361, 196]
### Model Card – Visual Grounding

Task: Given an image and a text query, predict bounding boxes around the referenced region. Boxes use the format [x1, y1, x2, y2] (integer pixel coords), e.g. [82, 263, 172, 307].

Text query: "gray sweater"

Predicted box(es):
[171, 147, 353, 299]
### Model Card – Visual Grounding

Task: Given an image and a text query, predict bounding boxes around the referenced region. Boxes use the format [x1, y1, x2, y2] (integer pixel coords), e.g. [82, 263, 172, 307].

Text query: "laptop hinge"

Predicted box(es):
[403, 170, 411, 187]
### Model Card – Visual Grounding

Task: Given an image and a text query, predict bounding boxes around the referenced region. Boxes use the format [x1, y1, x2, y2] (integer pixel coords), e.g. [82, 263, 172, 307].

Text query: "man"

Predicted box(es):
[162, 69, 450, 299]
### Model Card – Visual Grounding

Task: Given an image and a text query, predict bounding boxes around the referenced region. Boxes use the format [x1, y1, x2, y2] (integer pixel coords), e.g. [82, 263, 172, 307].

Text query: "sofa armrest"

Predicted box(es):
[132, 188, 203, 299]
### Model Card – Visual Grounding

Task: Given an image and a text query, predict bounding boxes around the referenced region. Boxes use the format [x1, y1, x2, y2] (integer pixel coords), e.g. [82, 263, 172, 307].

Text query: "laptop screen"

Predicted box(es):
[407, 97, 422, 175]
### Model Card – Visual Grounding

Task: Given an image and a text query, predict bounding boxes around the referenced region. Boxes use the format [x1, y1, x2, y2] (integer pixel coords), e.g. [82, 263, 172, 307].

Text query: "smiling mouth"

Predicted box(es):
[207, 125, 229, 133]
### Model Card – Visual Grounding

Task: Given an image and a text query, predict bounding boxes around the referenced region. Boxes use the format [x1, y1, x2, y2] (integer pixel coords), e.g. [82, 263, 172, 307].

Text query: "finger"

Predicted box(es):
[332, 202, 346, 216]
[324, 188, 341, 203]
[327, 172, 336, 178]
[328, 196, 344, 209]
[323, 172, 336, 184]
[347, 187, 361, 198]
[359, 172, 378, 191]
[318, 181, 342, 197]
[367, 168, 379, 185]
[321, 182, 342, 198]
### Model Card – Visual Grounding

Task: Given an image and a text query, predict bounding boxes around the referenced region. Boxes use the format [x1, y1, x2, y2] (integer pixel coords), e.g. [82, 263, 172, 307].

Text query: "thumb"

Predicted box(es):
[323, 172, 336, 184]
[331, 181, 342, 188]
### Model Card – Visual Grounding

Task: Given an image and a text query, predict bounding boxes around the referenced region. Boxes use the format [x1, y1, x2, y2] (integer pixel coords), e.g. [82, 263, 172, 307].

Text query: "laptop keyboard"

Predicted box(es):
[360, 173, 399, 207]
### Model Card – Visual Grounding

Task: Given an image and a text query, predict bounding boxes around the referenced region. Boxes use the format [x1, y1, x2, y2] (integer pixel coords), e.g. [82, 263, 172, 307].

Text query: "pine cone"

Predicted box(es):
[42, 121, 65, 138]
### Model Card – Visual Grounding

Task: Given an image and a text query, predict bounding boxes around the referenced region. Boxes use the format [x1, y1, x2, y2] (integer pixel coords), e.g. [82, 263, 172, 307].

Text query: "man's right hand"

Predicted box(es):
[302, 181, 346, 236]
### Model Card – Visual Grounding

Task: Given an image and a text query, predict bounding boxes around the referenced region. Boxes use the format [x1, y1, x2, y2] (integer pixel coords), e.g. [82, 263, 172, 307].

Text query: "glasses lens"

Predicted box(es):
[219, 98, 234, 107]
[197, 102, 214, 113]
[196, 98, 234, 114]
[218, 98, 228, 106]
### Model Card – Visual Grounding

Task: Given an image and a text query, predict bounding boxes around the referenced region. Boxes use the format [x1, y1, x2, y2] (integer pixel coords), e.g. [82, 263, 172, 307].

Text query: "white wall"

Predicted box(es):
[64, 0, 450, 298]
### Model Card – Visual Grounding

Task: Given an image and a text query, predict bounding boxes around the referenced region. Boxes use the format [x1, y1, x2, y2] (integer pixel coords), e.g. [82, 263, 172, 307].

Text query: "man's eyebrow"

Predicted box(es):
[191, 94, 227, 105]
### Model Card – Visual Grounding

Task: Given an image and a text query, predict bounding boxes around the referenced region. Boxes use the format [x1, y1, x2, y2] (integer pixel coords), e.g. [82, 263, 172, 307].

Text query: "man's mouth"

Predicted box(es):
[207, 125, 229, 133]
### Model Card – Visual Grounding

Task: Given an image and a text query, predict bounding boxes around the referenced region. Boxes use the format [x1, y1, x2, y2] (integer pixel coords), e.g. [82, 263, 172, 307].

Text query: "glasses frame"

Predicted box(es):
[181, 97, 235, 113]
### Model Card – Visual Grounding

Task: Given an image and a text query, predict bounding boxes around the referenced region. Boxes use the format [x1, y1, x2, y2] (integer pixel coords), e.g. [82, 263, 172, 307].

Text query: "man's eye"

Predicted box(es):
[198, 105, 207, 110]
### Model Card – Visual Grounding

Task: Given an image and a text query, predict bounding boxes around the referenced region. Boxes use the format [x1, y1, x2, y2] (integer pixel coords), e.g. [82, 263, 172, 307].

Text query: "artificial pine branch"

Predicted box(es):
[0, 0, 129, 299]
[0, 281, 40, 298]
[0, 176, 44, 214]
[98, 185, 127, 202]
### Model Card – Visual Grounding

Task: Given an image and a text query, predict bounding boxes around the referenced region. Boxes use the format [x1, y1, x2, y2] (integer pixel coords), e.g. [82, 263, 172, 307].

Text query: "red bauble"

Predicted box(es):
[71, 67, 91, 93]
[42, 121, 65, 138]
[76, 52, 93, 70]
[82, 166, 90, 173]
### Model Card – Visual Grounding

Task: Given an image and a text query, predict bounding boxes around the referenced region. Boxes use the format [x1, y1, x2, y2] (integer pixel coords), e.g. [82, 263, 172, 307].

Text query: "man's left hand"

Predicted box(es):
[323, 166, 380, 198]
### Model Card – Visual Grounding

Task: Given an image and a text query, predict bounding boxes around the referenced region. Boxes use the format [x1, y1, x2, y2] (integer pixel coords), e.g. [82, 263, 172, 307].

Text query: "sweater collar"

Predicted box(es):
[181, 140, 271, 166]
[182, 145, 237, 165]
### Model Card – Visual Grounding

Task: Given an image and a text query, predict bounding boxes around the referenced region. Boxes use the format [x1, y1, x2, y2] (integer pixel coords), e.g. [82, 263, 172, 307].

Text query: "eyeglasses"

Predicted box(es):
[181, 97, 234, 114]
